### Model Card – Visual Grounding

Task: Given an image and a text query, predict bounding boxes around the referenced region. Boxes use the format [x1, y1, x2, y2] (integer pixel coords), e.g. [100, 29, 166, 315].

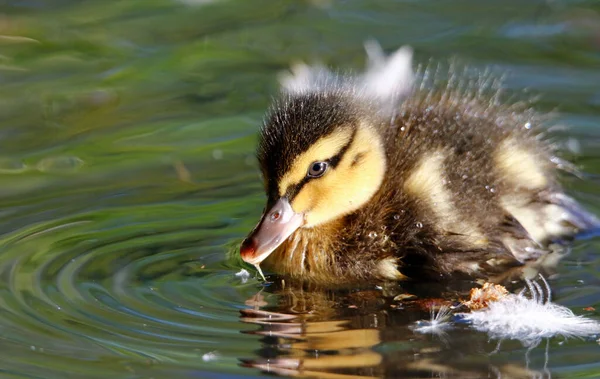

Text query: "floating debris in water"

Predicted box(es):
[411, 305, 453, 335]
[458, 277, 600, 347]
[235, 269, 250, 283]
[411, 276, 600, 348]
[201, 351, 219, 362]
[463, 282, 509, 310]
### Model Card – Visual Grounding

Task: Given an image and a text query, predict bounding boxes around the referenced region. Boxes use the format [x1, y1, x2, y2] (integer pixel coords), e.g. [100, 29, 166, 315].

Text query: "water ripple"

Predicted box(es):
[0, 202, 260, 377]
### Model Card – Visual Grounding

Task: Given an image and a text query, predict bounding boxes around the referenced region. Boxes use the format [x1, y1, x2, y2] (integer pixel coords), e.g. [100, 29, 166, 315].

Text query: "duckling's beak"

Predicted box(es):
[240, 197, 305, 265]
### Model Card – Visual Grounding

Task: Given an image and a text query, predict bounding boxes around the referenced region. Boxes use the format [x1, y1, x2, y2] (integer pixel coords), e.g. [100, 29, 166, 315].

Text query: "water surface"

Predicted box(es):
[1, 0, 600, 378]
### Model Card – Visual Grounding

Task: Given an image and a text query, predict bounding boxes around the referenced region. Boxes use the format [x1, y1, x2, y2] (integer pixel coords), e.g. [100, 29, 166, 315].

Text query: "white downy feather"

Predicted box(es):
[411, 276, 600, 349]
[411, 305, 453, 335]
[362, 41, 414, 105]
[279, 41, 414, 116]
[459, 277, 600, 347]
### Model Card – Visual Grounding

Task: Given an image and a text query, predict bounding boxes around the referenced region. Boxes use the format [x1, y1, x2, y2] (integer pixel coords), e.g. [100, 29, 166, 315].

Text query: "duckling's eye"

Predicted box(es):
[307, 161, 328, 178]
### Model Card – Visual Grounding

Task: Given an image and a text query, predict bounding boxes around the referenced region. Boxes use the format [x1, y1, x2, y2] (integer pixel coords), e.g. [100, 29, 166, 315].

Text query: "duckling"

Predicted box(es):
[239, 42, 599, 286]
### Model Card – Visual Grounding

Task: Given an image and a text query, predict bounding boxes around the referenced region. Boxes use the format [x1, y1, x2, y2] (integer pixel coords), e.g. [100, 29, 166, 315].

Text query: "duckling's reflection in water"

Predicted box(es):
[240, 284, 387, 379]
[238, 266, 561, 379]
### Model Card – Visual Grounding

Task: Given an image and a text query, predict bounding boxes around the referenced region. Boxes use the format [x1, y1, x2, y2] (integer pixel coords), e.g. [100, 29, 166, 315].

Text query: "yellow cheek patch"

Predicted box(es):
[292, 125, 386, 227]
[278, 128, 354, 197]
[405, 151, 484, 245]
[495, 139, 548, 190]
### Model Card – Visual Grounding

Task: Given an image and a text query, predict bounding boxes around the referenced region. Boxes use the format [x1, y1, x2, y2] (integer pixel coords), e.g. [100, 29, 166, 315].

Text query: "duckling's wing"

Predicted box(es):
[431, 191, 600, 276]
[519, 192, 600, 243]
[551, 193, 600, 241]
[502, 191, 600, 263]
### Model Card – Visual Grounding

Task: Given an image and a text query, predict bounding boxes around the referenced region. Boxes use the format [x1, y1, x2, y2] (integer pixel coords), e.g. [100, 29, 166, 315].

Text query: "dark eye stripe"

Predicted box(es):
[285, 127, 358, 200]
[328, 127, 357, 168]
[285, 178, 308, 200]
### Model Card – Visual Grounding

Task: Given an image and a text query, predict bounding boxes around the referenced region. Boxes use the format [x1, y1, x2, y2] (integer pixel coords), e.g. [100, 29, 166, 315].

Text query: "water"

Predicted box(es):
[0, 0, 599, 378]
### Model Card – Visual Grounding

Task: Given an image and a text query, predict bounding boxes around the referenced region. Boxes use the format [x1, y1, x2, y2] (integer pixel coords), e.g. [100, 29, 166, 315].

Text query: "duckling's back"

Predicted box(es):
[368, 85, 599, 278]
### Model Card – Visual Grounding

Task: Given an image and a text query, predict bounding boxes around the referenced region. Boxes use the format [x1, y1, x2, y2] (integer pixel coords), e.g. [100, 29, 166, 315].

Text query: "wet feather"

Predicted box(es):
[458, 277, 600, 346]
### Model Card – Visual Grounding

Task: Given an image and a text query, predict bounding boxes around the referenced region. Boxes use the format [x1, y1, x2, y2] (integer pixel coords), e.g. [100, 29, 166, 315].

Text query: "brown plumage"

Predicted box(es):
[239, 43, 599, 286]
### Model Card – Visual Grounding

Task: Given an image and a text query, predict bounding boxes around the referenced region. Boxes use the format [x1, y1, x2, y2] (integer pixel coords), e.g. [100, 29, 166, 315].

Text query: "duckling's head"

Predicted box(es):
[240, 42, 414, 266]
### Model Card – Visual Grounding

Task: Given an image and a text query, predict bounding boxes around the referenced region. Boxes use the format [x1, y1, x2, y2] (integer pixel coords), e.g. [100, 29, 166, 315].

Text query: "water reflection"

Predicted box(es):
[239, 272, 564, 379]
[240, 284, 389, 379]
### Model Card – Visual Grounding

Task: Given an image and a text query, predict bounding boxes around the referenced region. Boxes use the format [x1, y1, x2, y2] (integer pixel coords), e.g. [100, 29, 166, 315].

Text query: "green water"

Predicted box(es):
[1, 0, 599, 378]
